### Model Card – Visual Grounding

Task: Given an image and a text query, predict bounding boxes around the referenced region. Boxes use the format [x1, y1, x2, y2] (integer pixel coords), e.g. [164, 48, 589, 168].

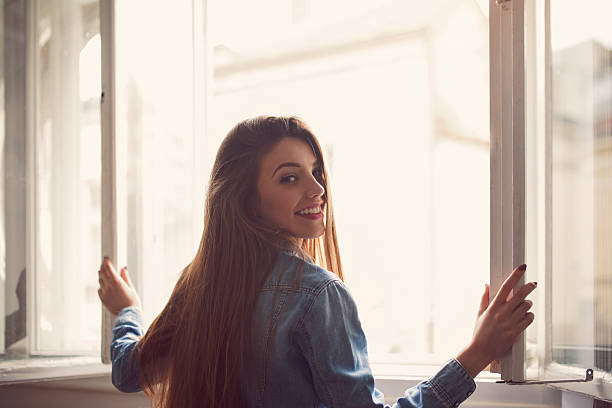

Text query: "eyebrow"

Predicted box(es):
[272, 160, 321, 177]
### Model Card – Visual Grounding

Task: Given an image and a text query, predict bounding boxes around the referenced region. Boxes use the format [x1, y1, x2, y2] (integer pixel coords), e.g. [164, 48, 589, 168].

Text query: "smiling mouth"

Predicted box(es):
[296, 205, 323, 215]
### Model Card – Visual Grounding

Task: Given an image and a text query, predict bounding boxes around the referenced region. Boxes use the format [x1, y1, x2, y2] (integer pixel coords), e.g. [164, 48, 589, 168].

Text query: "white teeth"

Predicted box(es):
[297, 206, 321, 215]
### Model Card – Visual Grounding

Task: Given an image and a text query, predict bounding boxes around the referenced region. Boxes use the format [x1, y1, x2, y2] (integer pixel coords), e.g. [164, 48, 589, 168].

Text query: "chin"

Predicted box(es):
[300, 227, 325, 240]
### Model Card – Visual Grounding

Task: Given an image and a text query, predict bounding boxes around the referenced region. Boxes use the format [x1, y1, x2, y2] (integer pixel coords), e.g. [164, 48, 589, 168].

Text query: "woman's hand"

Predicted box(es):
[456, 264, 536, 378]
[97, 257, 142, 316]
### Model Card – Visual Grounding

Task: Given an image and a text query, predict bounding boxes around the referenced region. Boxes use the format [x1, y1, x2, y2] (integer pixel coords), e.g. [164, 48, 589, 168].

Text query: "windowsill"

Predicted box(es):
[371, 361, 502, 382]
[0, 360, 508, 386]
[542, 362, 612, 402]
[0, 356, 110, 385]
[371, 363, 562, 406]
[0, 359, 564, 406]
[375, 377, 562, 406]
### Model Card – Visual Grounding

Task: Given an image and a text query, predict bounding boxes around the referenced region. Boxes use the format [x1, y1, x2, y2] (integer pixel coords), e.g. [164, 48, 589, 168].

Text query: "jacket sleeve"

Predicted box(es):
[111, 306, 144, 393]
[293, 280, 476, 408]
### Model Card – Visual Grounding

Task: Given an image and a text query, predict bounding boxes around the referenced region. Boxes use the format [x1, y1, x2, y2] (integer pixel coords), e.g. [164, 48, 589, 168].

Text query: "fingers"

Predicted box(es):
[491, 264, 527, 309]
[511, 299, 534, 324]
[516, 312, 535, 332]
[120, 267, 133, 287]
[99, 257, 121, 285]
[506, 281, 537, 310]
[104, 257, 118, 278]
[477, 283, 490, 317]
[98, 266, 111, 287]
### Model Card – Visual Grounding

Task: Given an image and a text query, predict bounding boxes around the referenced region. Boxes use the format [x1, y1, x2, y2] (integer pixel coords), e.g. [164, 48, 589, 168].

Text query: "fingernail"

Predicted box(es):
[103, 256, 109, 260]
[533, 281, 538, 287]
[519, 264, 527, 272]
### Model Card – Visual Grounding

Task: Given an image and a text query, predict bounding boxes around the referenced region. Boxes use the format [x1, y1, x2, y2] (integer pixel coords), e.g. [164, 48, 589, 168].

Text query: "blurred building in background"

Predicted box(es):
[551, 39, 612, 372]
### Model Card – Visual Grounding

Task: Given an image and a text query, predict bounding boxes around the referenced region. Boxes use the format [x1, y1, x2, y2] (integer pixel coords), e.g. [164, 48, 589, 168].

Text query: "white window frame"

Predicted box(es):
[100, 0, 116, 366]
[0, 0, 111, 384]
[493, 0, 612, 401]
[489, 0, 527, 383]
[533, 0, 612, 400]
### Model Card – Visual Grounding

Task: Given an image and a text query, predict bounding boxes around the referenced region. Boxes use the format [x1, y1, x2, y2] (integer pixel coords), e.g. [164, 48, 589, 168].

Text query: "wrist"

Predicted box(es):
[455, 343, 491, 379]
[113, 304, 140, 315]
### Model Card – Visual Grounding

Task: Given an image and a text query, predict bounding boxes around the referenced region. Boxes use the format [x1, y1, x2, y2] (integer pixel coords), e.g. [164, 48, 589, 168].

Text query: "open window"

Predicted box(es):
[1, 0, 102, 366]
[492, 0, 612, 399]
[3, 2, 610, 402]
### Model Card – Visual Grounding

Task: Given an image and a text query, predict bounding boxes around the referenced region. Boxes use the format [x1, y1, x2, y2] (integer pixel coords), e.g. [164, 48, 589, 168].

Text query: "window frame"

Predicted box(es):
[500, 0, 612, 400]
[0, 0, 110, 384]
[25, 0, 36, 360]
[533, 0, 612, 400]
[100, 0, 116, 366]
[488, 0, 527, 383]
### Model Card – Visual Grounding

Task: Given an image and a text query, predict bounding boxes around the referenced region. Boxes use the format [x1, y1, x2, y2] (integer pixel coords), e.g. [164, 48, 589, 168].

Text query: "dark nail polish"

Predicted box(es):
[519, 264, 527, 272]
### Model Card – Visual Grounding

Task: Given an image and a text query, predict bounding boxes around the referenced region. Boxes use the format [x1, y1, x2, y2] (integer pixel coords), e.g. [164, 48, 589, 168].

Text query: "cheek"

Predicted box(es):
[259, 190, 294, 222]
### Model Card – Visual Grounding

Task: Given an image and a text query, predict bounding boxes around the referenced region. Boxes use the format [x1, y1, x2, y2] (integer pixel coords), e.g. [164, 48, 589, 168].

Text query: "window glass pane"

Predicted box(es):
[549, 1, 612, 372]
[1, 0, 28, 359]
[35, 0, 101, 354]
[115, 0, 200, 328]
[208, 0, 489, 364]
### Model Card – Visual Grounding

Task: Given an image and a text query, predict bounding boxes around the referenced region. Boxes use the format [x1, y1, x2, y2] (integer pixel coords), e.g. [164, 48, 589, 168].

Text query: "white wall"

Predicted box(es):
[0, 376, 148, 408]
[562, 391, 594, 408]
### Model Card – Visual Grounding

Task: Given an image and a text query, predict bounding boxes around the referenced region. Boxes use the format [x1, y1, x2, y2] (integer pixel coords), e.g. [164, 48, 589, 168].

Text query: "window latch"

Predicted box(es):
[495, 0, 512, 4]
[496, 369, 594, 385]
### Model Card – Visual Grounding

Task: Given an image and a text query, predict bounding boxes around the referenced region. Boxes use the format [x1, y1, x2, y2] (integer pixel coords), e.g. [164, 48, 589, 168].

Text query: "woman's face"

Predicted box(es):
[256, 137, 326, 241]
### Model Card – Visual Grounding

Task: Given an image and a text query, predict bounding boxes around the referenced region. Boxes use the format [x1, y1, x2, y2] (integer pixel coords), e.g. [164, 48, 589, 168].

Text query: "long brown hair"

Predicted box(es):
[136, 116, 343, 407]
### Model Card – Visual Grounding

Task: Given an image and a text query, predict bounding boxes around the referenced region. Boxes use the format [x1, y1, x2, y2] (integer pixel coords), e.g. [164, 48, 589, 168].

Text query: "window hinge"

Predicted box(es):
[496, 369, 594, 385]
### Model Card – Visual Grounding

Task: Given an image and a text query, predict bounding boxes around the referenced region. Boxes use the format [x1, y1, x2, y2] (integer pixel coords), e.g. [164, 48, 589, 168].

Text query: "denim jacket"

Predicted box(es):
[111, 251, 476, 407]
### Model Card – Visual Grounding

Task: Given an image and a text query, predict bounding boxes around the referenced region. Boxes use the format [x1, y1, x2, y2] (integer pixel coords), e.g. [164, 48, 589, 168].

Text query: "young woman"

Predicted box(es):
[97, 116, 536, 408]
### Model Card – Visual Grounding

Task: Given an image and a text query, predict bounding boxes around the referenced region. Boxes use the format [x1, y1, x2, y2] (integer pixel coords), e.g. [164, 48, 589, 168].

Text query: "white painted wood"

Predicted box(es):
[100, 0, 116, 365]
[25, 0, 37, 359]
[0, 0, 4, 356]
[489, 0, 526, 382]
[0, 375, 562, 408]
[542, 0, 553, 373]
[509, 0, 526, 383]
[0, 357, 109, 385]
[561, 391, 593, 408]
[542, 363, 612, 402]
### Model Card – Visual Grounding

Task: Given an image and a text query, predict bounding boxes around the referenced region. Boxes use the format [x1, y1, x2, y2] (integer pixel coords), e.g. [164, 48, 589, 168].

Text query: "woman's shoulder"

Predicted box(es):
[264, 250, 340, 296]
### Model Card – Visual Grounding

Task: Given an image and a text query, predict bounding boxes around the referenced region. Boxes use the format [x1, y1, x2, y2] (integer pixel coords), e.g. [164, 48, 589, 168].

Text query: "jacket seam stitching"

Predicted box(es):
[300, 323, 336, 407]
[294, 279, 339, 331]
[260, 288, 290, 399]
[261, 285, 318, 295]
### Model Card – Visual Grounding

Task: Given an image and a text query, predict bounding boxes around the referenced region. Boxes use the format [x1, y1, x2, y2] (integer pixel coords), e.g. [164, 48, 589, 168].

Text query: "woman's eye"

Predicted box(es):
[280, 175, 297, 184]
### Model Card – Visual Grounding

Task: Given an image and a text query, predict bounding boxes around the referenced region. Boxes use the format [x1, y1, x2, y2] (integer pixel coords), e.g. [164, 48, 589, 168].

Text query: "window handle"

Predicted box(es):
[496, 369, 594, 385]
[496, 0, 512, 5]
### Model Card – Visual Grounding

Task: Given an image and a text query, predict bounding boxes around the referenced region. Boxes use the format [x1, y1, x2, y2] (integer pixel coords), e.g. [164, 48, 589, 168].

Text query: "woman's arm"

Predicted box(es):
[294, 265, 536, 408]
[294, 280, 475, 408]
[111, 307, 145, 393]
[97, 258, 144, 393]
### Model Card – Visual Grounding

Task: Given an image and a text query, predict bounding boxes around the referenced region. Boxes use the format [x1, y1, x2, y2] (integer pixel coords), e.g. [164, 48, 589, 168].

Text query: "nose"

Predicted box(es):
[306, 175, 325, 198]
